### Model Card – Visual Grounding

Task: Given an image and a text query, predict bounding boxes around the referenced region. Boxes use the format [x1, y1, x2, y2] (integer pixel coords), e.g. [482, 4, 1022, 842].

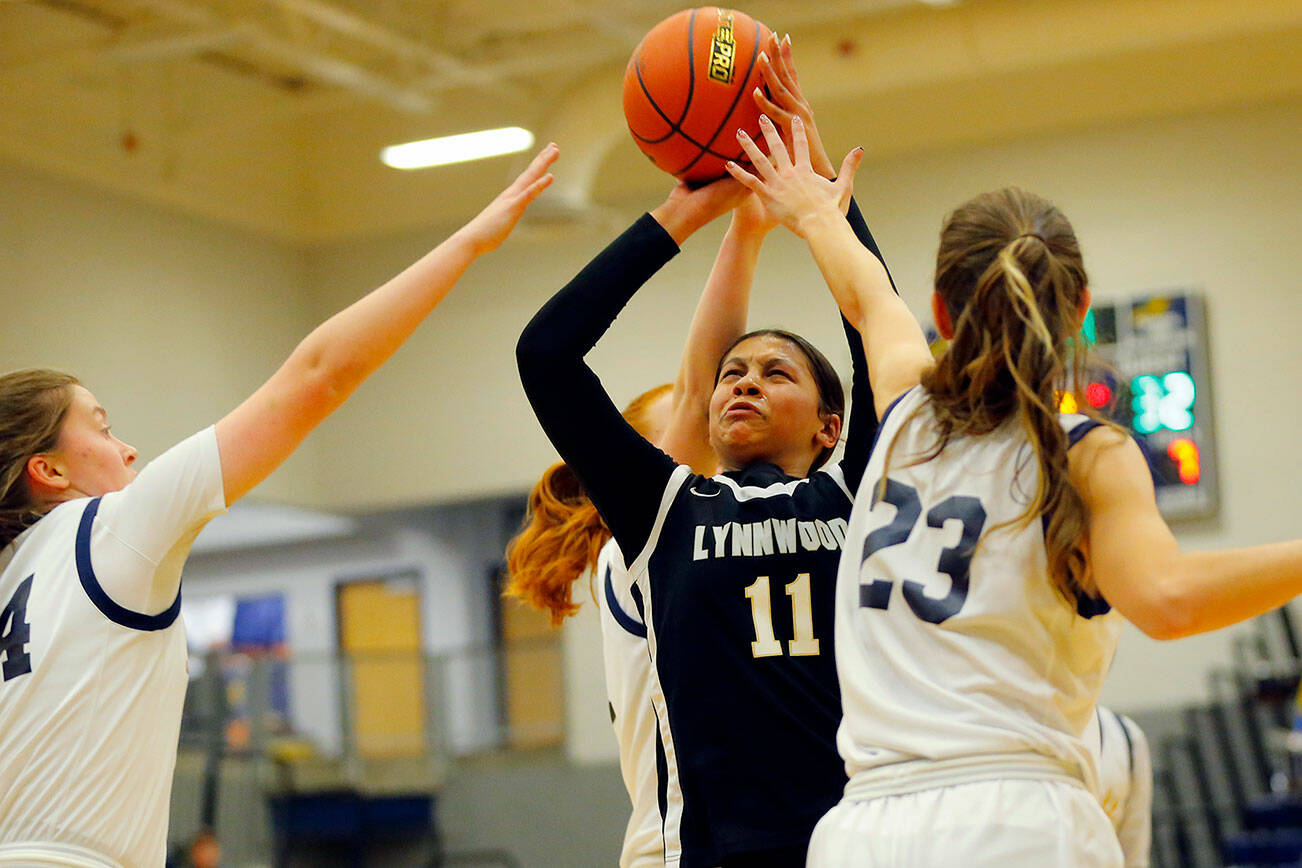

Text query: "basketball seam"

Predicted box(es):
[629, 9, 700, 148]
[671, 16, 762, 178]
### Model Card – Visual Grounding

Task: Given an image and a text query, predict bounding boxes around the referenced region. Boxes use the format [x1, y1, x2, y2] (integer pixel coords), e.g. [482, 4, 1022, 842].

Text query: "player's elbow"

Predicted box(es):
[285, 346, 357, 415]
[516, 321, 555, 374]
[1122, 577, 1201, 641]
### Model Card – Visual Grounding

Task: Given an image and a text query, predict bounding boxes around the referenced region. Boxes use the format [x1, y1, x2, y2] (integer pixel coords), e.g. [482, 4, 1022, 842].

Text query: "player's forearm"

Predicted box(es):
[1144, 542, 1302, 639]
[285, 231, 479, 401]
[798, 208, 895, 332]
[676, 222, 759, 397]
[661, 224, 759, 472]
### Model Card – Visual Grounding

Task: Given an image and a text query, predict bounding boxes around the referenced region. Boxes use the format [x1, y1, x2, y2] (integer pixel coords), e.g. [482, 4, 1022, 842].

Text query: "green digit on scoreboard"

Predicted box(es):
[1130, 372, 1196, 434]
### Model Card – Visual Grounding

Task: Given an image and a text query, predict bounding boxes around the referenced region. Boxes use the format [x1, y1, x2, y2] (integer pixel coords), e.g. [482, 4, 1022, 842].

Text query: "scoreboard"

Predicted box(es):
[1079, 292, 1218, 520]
[923, 291, 1218, 520]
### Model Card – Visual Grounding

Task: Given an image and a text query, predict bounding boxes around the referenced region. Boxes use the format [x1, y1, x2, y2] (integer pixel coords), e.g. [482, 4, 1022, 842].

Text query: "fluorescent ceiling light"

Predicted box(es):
[381, 126, 535, 170]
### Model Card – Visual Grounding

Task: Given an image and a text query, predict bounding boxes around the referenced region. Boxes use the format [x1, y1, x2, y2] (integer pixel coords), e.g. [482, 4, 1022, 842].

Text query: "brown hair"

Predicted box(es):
[716, 328, 845, 473]
[0, 369, 80, 548]
[893, 188, 1099, 603]
[505, 384, 672, 624]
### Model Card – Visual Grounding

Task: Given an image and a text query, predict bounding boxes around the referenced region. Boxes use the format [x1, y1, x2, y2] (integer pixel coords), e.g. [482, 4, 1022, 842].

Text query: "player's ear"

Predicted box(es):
[26, 453, 70, 495]
[815, 412, 841, 451]
[1076, 286, 1092, 328]
[931, 292, 954, 340]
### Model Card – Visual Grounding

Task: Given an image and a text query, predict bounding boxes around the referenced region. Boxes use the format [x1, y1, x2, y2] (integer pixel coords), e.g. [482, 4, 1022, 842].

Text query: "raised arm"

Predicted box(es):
[1074, 425, 1302, 639]
[215, 146, 557, 505]
[727, 116, 933, 418]
[518, 177, 748, 559]
[658, 196, 774, 475]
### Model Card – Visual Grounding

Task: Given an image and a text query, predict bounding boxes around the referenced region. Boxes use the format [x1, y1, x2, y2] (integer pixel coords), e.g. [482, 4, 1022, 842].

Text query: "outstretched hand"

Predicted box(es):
[752, 32, 836, 180]
[458, 143, 559, 255]
[726, 115, 861, 239]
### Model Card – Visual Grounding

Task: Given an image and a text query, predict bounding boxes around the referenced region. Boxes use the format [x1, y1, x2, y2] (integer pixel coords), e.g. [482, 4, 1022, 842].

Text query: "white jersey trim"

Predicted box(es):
[0, 842, 124, 867]
[707, 463, 852, 505]
[843, 752, 1082, 801]
[627, 465, 692, 577]
[627, 468, 692, 863]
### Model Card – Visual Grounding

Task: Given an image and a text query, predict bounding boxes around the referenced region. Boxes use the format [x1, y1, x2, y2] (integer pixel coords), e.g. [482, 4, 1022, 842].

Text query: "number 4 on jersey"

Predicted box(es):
[1, 575, 34, 681]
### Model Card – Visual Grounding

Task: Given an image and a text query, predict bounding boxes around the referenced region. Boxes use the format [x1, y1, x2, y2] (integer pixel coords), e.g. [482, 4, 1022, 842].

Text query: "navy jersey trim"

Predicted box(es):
[76, 497, 182, 631]
[1067, 418, 1103, 448]
[604, 566, 647, 638]
[655, 725, 669, 855]
[868, 386, 918, 457]
[630, 581, 646, 622]
[1115, 709, 1137, 775]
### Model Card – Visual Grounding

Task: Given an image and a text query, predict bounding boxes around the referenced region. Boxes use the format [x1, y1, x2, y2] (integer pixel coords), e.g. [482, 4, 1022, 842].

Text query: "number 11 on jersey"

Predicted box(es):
[744, 574, 820, 658]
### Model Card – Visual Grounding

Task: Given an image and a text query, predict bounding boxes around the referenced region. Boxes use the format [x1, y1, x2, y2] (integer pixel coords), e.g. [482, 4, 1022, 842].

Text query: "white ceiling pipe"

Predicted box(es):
[251, 0, 502, 88]
[114, 0, 437, 112]
[107, 25, 251, 63]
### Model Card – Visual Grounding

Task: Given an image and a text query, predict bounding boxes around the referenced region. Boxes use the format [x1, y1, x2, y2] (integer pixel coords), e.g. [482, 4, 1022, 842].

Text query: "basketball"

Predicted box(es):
[623, 7, 773, 185]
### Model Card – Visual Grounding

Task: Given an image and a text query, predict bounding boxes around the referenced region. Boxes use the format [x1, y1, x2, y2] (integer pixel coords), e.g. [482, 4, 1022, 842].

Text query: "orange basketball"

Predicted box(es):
[623, 7, 773, 185]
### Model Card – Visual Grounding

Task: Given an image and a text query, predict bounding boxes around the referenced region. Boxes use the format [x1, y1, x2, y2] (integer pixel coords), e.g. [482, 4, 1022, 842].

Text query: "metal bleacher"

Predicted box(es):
[1152, 607, 1302, 868]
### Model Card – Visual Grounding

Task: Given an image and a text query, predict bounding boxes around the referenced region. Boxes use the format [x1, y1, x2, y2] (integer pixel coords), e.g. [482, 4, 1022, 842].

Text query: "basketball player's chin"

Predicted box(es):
[717, 428, 773, 464]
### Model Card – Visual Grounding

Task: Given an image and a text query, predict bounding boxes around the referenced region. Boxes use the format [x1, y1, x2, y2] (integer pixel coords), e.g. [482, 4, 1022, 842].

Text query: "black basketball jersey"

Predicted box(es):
[518, 197, 895, 868]
[631, 461, 852, 866]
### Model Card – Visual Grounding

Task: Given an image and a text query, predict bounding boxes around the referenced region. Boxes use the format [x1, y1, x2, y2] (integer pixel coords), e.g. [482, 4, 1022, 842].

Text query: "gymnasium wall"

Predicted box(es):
[1, 98, 1299, 733]
[0, 165, 322, 503]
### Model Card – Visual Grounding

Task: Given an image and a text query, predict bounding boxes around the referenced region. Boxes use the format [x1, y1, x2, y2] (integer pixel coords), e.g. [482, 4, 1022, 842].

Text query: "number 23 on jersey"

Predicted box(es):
[858, 479, 986, 625]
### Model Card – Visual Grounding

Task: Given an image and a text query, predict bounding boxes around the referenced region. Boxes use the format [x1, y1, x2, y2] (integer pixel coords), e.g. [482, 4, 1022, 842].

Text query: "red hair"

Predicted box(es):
[505, 384, 671, 624]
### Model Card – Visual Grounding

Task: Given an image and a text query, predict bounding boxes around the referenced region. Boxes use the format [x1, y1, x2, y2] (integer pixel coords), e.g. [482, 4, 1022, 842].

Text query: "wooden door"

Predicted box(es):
[337, 575, 426, 758]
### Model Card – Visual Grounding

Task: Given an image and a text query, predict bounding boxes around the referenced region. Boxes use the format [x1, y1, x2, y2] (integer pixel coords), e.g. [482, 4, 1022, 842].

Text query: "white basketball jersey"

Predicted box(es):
[596, 538, 663, 868]
[1090, 707, 1153, 867]
[0, 428, 226, 868]
[835, 387, 1122, 796]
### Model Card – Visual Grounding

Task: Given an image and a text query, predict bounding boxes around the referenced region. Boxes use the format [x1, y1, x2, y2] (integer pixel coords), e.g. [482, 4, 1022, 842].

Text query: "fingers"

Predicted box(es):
[751, 87, 791, 127]
[735, 127, 776, 180]
[789, 115, 811, 169]
[755, 114, 791, 170]
[509, 143, 559, 194]
[519, 172, 555, 206]
[758, 49, 796, 110]
[833, 147, 864, 207]
[781, 33, 800, 88]
[724, 160, 764, 195]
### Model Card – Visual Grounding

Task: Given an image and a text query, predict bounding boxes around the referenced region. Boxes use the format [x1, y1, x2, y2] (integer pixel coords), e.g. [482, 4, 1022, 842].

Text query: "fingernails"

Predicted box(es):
[784, 33, 792, 47]
[737, 128, 749, 139]
[759, 114, 771, 125]
[759, 51, 768, 64]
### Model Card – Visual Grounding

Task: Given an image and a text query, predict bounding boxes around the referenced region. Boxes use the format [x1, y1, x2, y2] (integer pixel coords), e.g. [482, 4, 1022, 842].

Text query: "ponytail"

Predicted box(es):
[896, 188, 1099, 604]
[505, 384, 672, 623]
